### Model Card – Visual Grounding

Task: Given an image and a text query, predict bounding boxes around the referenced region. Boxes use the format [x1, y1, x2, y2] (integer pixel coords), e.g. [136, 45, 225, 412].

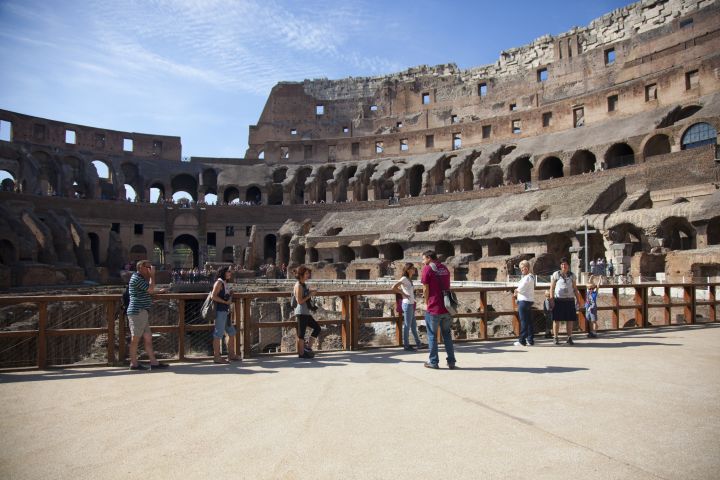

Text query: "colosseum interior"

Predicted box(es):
[0, 0, 719, 289]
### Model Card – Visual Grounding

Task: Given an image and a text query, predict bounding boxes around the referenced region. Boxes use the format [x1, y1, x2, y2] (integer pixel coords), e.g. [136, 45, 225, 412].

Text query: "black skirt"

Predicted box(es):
[553, 298, 577, 322]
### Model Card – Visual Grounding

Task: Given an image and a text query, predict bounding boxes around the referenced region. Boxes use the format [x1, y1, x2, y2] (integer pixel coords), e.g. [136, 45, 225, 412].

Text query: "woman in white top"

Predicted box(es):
[393, 263, 423, 351]
[513, 260, 536, 346]
[548, 257, 581, 345]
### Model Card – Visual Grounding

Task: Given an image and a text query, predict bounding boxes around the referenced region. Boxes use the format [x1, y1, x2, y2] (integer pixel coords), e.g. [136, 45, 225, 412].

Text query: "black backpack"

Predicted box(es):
[121, 284, 130, 314]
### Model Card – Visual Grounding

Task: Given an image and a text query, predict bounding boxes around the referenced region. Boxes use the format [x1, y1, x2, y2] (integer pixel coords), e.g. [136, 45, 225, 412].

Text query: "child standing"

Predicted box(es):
[585, 284, 599, 338]
[543, 291, 553, 339]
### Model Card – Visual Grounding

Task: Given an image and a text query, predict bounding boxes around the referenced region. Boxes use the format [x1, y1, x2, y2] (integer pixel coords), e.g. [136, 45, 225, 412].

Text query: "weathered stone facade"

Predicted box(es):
[0, 0, 719, 288]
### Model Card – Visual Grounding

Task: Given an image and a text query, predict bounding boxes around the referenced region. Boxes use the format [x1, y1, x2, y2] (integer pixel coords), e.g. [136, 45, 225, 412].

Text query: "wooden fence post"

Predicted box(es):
[479, 290, 488, 340]
[106, 301, 116, 366]
[634, 286, 645, 328]
[684, 285, 696, 325]
[37, 302, 47, 369]
[612, 287, 620, 329]
[340, 295, 350, 350]
[709, 285, 717, 323]
[242, 297, 252, 358]
[663, 286, 672, 325]
[178, 299, 186, 361]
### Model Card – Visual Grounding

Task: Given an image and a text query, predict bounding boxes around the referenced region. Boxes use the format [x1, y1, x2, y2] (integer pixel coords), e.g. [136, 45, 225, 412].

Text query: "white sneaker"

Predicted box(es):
[513, 341, 525, 346]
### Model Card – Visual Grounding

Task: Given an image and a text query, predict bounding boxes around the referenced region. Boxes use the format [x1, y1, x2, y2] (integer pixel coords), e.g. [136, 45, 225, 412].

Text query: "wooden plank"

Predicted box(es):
[0, 330, 37, 339]
[45, 328, 107, 336]
[684, 286, 695, 325]
[178, 300, 186, 361]
[106, 301, 115, 366]
[663, 286, 671, 325]
[511, 295, 520, 336]
[710, 286, 717, 323]
[37, 302, 47, 369]
[242, 298, 252, 358]
[612, 287, 620, 329]
[480, 291, 488, 340]
[634, 287, 645, 328]
[351, 295, 359, 351]
[340, 295, 350, 350]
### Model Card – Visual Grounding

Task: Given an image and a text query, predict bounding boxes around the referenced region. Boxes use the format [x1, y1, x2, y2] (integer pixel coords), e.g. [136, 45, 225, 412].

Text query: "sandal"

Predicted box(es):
[213, 358, 229, 364]
[228, 356, 241, 362]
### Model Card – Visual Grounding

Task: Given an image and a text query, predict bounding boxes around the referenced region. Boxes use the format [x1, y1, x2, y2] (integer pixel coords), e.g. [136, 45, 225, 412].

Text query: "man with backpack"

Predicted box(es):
[420, 250, 457, 370]
[126, 260, 169, 371]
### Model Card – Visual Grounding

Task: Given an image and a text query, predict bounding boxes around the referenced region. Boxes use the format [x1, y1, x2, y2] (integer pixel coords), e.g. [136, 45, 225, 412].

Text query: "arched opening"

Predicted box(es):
[487, 237, 511, 256]
[268, 185, 283, 205]
[91, 160, 111, 181]
[129, 244, 147, 263]
[569, 150, 596, 175]
[273, 167, 288, 183]
[339, 246, 355, 263]
[150, 183, 166, 203]
[87, 233, 100, 265]
[0, 170, 16, 191]
[318, 166, 336, 203]
[224, 187, 240, 204]
[264, 234, 277, 264]
[435, 241, 455, 260]
[124, 184, 137, 202]
[34, 151, 59, 196]
[173, 234, 199, 268]
[681, 122, 717, 150]
[222, 246, 234, 263]
[408, 165, 424, 197]
[383, 242, 404, 261]
[171, 174, 198, 201]
[507, 156, 532, 184]
[609, 223, 645, 255]
[204, 192, 218, 205]
[707, 217, 720, 246]
[202, 169, 217, 191]
[308, 247, 319, 263]
[380, 166, 399, 199]
[460, 238, 482, 259]
[546, 233, 571, 264]
[292, 245, 306, 264]
[660, 217, 696, 250]
[477, 165, 503, 188]
[280, 236, 291, 265]
[0, 239, 17, 264]
[643, 134, 671, 159]
[532, 253, 556, 276]
[605, 143, 635, 169]
[246, 186, 262, 204]
[172, 191, 193, 204]
[121, 162, 141, 201]
[360, 244, 379, 259]
[538, 156, 564, 180]
[294, 167, 312, 204]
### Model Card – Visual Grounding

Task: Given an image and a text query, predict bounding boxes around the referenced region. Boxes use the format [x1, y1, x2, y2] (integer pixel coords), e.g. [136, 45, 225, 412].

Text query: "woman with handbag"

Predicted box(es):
[293, 265, 321, 359]
[211, 266, 240, 363]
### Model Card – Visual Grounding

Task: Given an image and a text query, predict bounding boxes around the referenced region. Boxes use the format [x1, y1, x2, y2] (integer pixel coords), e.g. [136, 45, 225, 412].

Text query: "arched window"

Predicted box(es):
[681, 122, 717, 150]
[538, 156, 564, 180]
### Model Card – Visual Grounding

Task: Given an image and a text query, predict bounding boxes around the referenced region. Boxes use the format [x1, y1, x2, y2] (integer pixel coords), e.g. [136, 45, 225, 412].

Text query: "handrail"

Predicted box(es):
[0, 282, 717, 370]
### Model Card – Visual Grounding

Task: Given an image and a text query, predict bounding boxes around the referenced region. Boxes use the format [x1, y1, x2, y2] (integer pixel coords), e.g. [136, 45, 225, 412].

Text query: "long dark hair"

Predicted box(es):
[401, 263, 416, 279]
[217, 266, 231, 280]
[294, 265, 311, 281]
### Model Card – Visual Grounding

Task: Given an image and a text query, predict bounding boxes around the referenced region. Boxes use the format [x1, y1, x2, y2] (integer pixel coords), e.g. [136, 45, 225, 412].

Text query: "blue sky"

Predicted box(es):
[0, 0, 633, 159]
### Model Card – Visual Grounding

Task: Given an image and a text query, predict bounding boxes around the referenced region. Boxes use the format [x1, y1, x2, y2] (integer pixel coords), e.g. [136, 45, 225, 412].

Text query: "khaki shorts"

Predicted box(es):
[128, 309, 152, 337]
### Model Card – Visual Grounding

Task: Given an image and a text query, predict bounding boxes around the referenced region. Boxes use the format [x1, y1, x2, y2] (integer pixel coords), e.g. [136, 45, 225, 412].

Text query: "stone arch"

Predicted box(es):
[129, 244, 147, 263]
[339, 245, 355, 263]
[435, 240, 455, 260]
[34, 150, 60, 195]
[604, 143, 635, 169]
[171, 173, 198, 201]
[707, 217, 720, 246]
[87, 233, 100, 265]
[223, 186, 240, 204]
[268, 185, 283, 205]
[173, 234, 199, 268]
[569, 150, 596, 175]
[537, 156, 564, 180]
[380, 166, 400, 199]
[222, 246, 234, 263]
[487, 237, 511, 256]
[383, 242, 404, 261]
[120, 162, 142, 200]
[272, 167, 288, 183]
[91, 159, 112, 181]
[333, 165, 356, 203]
[318, 166, 336, 203]
[0, 239, 17, 265]
[360, 244, 379, 259]
[246, 185, 262, 204]
[609, 223, 645, 255]
[264, 234, 277, 263]
[0, 169, 16, 191]
[201, 169, 217, 191]
[476, 165, 503, 188]
[659, 216, 696, 250]
[507, 156, 532, 184]
[681, 122, 717, 150]
[294, 167, 313, 204]
[308, 247, 319, 263]
[149, 181, 166, 203]
[643, 134, 671, 159]
[460, 238, 482, 259]
[407, 164, 424, 197]
[279, 235, 291, 265]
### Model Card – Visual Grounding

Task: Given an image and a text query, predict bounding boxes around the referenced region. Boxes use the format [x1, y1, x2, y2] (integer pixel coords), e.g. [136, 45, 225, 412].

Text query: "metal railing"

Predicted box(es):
[0, 282, 717, 370]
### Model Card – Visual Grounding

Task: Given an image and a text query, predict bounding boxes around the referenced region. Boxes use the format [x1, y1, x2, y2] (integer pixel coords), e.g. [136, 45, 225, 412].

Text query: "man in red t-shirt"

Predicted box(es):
[420, 250, 457, 369]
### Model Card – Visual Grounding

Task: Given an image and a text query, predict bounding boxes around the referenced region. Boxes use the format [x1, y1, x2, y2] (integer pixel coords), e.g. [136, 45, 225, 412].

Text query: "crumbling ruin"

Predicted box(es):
[0, 0, 719, 289]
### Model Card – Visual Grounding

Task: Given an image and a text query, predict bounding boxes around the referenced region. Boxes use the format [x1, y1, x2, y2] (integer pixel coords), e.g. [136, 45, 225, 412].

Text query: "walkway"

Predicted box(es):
[1, 325, 718, 479]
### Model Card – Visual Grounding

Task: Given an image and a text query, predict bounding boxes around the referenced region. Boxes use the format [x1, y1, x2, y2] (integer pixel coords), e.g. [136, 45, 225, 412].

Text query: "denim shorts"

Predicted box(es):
[213, 310, 237, 339]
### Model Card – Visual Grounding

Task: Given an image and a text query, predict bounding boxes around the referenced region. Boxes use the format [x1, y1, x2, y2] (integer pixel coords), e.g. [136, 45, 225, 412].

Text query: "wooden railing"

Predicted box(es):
[0, 282, 717, 370]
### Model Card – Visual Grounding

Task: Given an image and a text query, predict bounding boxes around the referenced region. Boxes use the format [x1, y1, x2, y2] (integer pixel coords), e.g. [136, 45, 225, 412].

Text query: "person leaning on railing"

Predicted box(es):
[127, 260, 169, 371]
[211, 266, 240, 364]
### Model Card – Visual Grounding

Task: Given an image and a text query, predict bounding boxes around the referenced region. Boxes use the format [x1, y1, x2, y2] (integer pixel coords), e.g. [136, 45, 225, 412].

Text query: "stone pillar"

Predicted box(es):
[569, 246, 583, 278]
[609, 243, 632, 275]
